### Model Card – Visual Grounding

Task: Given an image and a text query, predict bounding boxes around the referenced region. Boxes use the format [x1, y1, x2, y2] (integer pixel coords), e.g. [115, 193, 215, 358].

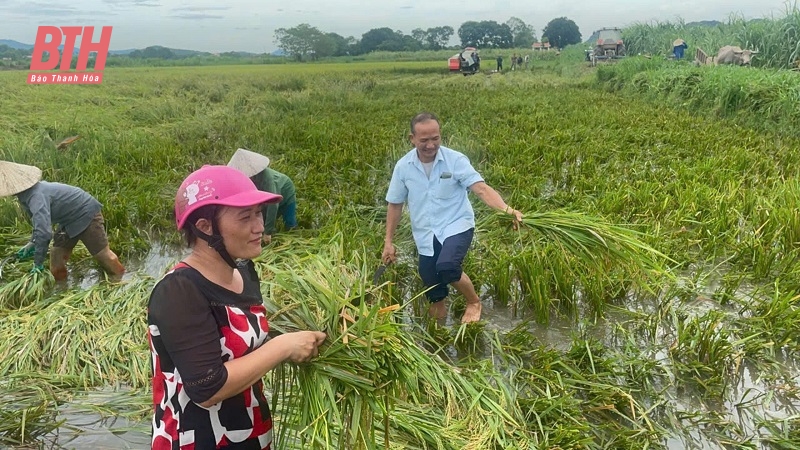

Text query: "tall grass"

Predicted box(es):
[596, 56, 800, 138]
[623, 3, 800, 69]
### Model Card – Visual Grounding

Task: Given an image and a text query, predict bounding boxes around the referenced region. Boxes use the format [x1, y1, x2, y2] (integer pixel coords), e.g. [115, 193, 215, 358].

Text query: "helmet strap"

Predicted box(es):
[189, 221, 238, 269]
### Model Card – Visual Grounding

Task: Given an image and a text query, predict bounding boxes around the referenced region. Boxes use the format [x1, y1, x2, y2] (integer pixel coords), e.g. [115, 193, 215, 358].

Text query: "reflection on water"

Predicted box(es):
[122, 242, 190, 280]
[51, 243, 186, 449]
[56, 411, 150, 450]
[51, 241, 188, 291]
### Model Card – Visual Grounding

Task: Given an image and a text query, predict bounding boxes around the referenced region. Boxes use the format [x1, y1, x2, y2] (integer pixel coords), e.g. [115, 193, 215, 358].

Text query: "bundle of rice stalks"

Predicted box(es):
[516, 210, 671, 271]
[480, 209, 674, 322]
[0, 270, 54, 309]
[0, 373, 74, 447]
[0, 277, 154, 388]
[257, 235, 535, 449]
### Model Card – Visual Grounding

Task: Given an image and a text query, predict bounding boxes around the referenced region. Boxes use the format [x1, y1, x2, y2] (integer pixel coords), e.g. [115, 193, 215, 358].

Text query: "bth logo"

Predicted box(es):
[28, 26, 112, 85]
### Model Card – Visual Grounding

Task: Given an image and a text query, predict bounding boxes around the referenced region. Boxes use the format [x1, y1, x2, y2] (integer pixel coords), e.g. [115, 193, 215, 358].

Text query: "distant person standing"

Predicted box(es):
[510, 53, 517, 70]
[523, 54, 530, 69]
[673, 39, 688, 59]
[496, 55, 503, 71]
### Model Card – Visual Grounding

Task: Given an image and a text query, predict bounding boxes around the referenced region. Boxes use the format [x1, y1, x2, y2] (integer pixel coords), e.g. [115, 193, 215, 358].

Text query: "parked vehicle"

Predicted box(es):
[448, 47, 480, 75]
[588, 28, 626, 66]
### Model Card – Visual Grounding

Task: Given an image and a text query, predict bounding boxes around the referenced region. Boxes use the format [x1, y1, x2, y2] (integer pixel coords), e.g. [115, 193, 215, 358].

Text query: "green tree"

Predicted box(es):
[506, 17, 536, 48]
[400, 34, 423, 51]
[458, 21, 512, 48]
[411, 28, 427, 47]
[360, 27, 402, 53]
[130, 46, 177, 59]
[325, 32, 354, 56]
[274, 23, 335, 60]
[425, 26, 454, 50]
[409, 26, 453, 50]
[541, 17, 581, 49]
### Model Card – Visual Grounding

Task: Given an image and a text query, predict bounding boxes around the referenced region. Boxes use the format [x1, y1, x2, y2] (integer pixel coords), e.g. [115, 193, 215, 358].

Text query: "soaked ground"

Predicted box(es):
[51, 243, 184, 450]
[46, 244, 800, 450]
[55, 406, 149, 450]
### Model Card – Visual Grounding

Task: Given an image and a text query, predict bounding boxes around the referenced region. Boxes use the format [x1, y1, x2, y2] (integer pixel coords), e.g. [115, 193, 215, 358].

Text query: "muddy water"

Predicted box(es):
[49, 248, 800, 450]
[53, 243, 185, 450]
[56, 404, 150, 450]
[479, 294, 800, 450]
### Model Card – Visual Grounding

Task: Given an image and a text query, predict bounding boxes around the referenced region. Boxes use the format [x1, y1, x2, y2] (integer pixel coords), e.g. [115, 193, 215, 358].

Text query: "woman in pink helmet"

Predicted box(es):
[147, 165, 326, 450]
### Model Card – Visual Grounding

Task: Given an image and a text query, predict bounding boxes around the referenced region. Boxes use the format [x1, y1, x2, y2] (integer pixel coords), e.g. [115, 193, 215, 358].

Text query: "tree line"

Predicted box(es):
[275, 17, 582, 60]
[0, 16, 583, 67]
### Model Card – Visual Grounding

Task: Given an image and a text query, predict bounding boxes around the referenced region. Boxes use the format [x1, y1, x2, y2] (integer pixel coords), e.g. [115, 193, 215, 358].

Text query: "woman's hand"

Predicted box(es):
[280, 331, 327, 363]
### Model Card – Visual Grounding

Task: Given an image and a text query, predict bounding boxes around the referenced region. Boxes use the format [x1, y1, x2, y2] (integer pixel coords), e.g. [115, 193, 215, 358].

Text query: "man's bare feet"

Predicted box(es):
[461, 301, 482, 323]
[428, 301, 447, 320]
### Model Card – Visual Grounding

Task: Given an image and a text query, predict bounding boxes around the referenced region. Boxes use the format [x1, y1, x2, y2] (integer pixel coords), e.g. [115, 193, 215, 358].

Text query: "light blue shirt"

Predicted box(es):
[386, 146, 484, 256]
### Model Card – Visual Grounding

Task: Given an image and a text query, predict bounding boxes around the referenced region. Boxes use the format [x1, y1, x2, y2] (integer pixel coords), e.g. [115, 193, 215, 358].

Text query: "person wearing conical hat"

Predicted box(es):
[0, 161, 125, 280]
[227, 149, 297, 245]
[673, 38, 688, 60]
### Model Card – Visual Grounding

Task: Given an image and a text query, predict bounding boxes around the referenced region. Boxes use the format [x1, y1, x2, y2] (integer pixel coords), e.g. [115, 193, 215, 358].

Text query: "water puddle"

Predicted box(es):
[39, 254, 800, 449]
[54, 389, 150, 450]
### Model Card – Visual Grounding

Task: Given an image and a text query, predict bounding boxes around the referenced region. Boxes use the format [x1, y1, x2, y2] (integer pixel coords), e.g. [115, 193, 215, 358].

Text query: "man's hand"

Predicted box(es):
[262, 234, 272, 245]
[16, 243, 35, 261]
[381, 242, 397, 265]
[506, 207, 523, 231]
[30, 264, 45, 274]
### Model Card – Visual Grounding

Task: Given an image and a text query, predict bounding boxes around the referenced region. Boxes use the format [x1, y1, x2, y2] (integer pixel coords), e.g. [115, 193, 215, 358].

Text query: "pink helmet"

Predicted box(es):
[175, 165, 282, 229]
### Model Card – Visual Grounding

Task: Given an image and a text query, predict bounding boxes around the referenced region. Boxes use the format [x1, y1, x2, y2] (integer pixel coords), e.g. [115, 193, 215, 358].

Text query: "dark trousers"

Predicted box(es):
[418, 228, 474, 302]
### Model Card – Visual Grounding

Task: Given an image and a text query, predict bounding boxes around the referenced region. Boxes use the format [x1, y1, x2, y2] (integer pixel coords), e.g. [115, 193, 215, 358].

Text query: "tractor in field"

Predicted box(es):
[448, 47, 480, 75]
[586, 28, 626, 66]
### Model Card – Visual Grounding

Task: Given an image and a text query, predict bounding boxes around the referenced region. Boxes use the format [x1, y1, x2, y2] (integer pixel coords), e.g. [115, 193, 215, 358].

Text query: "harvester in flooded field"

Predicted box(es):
[586, 28, 626, 66]
[448, 47, 480, 75]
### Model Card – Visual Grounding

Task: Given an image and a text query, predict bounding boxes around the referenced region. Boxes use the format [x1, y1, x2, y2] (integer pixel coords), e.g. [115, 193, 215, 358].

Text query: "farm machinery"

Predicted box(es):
[585, 28, 626, 66]
[448, 47, 480, 75]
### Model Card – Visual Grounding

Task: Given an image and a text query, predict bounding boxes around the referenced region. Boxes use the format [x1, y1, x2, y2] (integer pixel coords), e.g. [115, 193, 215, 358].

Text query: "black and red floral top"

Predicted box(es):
[148, 260, 273, 450]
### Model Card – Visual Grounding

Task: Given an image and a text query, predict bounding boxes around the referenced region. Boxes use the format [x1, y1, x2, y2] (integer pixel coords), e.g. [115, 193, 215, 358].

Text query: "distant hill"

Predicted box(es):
[0, 39, 33, 50]
[109, 49, 139, 55]
[685, 20, 723, 27]
[0, 39, 252, 57]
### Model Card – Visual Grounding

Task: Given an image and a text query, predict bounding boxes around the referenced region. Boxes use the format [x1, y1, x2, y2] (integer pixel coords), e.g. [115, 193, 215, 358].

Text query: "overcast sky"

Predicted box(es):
[1, 0, 792, 53]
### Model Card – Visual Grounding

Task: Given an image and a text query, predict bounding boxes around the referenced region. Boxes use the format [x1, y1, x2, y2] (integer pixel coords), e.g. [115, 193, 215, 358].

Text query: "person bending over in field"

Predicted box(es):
[0, 161, 125, 280]
[382, 112, 522, 323]
[228, 148, 297, 245]
[148, 165, 326, 449]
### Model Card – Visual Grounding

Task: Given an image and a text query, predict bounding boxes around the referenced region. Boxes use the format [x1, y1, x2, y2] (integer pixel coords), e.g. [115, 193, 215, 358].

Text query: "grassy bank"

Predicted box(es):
[595, 56, 800, 137]
[623, 4, 800, 69]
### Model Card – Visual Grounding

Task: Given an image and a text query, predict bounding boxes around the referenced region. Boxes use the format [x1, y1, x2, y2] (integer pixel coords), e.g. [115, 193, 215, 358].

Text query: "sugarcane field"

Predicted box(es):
[2, 8, 800, 450]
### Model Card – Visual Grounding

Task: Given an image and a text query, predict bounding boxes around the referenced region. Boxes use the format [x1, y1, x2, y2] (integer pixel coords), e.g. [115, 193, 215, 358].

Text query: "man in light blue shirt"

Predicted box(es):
[382, 112, 522, 323]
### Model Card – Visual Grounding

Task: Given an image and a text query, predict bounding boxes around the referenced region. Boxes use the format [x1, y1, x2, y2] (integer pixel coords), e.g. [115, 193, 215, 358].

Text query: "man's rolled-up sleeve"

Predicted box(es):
[386, 162, 408, 204]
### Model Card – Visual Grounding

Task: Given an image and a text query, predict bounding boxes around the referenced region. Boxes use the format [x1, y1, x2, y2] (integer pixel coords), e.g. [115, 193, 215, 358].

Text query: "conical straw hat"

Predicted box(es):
[227, 148, 270, 178]
[0, 161, 42, 197]
[673, 39, 686, 46]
